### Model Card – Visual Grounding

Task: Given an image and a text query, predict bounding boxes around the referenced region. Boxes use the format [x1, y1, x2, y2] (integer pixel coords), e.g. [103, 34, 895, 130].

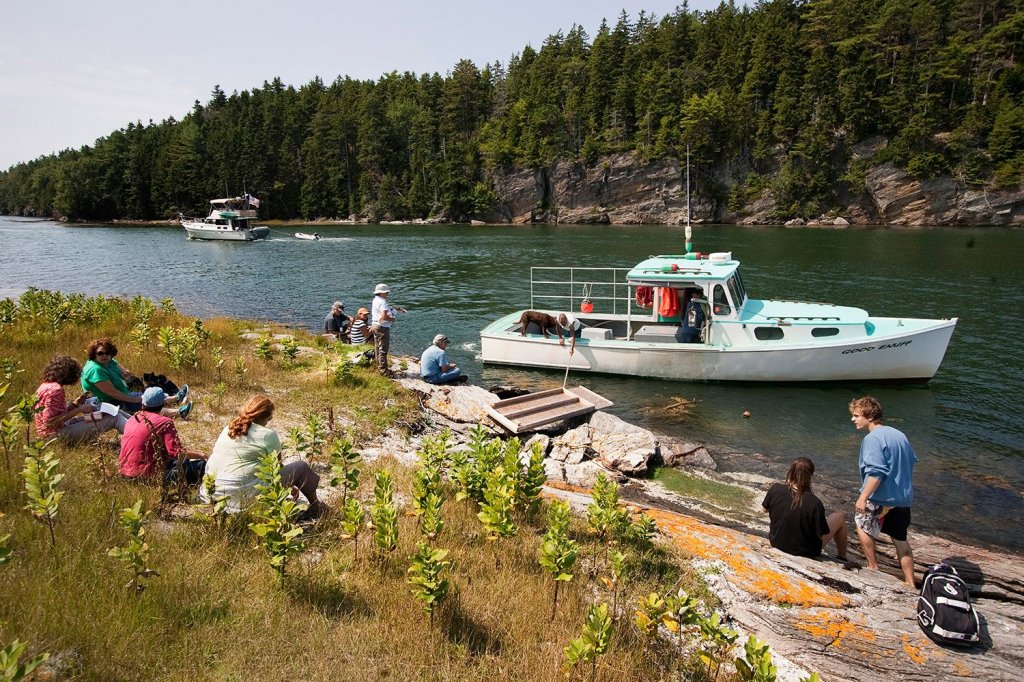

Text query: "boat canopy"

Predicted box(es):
[739, 299, 868, 324]
[626, 254, 739, 284]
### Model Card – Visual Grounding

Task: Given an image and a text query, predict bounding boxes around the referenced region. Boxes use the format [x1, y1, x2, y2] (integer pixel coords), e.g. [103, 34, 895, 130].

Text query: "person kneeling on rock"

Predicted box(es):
[420, 334, 466, 385]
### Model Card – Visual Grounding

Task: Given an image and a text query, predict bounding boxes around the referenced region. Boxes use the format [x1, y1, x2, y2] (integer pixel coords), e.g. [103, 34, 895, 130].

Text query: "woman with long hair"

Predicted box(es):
[34, 354, 127, 441]
[761, 457, 849, 561]
[201, 395, 324, 515]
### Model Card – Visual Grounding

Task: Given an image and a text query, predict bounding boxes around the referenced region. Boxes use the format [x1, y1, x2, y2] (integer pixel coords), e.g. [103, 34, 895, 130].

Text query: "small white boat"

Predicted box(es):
[295, 232, 322, 241]
[480, 251, 958, 383]
[180, 197, 270, 241]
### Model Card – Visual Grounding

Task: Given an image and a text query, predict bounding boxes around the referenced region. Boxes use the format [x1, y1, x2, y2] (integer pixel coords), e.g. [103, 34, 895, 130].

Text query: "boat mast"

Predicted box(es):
[685, 145, 693, 254]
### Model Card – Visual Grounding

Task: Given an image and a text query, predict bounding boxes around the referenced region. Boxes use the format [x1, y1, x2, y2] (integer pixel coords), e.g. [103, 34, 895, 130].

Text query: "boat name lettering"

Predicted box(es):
[841, 340, 912, 355]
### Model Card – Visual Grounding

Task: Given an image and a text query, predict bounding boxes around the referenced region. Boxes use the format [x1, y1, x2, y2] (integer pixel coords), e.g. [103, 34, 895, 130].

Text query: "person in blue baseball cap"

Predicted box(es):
[119, 387, 207, 484]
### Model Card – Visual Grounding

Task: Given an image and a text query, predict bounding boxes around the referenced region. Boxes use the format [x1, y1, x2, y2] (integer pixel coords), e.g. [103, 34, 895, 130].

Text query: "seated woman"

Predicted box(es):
[35, 355, 128, 441]
[201, 395, 324, 516]
[762, 457, 849, 561]
[81, 338, 189, 417]
[120, 387, 207, 484]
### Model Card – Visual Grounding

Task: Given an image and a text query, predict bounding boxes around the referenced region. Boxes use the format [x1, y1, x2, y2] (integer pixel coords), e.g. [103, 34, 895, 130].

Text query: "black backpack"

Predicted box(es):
[917, 563, 981, 647]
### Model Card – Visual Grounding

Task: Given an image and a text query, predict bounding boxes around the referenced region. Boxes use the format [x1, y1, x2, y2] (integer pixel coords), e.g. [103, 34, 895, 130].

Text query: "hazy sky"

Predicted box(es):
[0, 1, 724, 170]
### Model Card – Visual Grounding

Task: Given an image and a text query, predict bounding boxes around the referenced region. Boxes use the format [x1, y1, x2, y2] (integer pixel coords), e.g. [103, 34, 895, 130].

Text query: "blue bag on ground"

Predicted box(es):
[917, 563, 981, 647]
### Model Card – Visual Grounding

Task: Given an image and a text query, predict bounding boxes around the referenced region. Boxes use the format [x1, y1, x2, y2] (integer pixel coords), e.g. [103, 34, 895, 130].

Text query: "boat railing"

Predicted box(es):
[530, 267, 633, 315]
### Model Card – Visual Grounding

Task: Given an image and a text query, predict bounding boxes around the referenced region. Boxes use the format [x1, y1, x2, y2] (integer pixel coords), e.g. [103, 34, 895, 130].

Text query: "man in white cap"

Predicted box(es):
[370, 283, 406, 375]
[420, 334, 465, 385]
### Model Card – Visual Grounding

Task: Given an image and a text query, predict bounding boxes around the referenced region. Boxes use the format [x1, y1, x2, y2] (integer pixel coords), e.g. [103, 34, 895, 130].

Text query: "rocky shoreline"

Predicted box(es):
[378, 356, 1023, 681]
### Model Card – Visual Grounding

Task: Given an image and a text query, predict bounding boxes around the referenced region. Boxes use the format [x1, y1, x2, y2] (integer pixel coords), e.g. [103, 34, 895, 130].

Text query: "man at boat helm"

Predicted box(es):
[370, 284, 406, 375]
[556, 312, 581, 356]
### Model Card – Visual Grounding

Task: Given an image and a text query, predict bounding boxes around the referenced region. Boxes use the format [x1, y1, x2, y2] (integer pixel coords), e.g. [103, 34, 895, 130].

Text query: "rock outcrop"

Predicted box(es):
[484, 149, 1024, 227]
[373, 369, 1024, 681]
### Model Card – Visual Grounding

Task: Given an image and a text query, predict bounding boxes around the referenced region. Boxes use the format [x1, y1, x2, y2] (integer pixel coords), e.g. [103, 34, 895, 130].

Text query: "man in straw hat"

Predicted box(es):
[420, 334, 465, 385]
[370, 283, 406, 375]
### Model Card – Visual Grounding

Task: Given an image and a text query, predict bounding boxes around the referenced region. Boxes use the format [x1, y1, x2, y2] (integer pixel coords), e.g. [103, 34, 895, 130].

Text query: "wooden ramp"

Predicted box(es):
[485, 386, 613, 434]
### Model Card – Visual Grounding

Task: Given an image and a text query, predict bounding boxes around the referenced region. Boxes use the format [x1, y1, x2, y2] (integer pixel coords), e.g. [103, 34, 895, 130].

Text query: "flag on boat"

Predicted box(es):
[244, 193, 261, 208]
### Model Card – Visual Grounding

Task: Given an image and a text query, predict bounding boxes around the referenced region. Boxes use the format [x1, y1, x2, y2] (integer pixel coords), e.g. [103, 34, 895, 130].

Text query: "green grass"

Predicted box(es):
[0, 290, 717, 681]
[652, 467, 755, 515]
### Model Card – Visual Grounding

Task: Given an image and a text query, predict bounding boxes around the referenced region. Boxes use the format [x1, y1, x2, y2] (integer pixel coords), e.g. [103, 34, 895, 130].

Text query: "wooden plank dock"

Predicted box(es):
[485, 386, 613, 434]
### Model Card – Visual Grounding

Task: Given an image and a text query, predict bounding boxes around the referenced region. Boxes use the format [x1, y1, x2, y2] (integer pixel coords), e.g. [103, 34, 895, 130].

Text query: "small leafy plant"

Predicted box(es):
[328, 437, 361, 508]
[280, 335, 300, 365]
[233, 356, 248, 384]
[201, 473, 228, 527]
[0, 640, 50, 682]
[107, 499, 159, 592]
[564, 602, 613, 679]
[0, 534, 11, 565]
[340, 496, 366, 562]
[407, 541, 451, 626]
[248, 452, 305, 580]
[254, 334, 274, 361]
[538, 500, 578, 620]
[735, 635, 777, 682]
[370, 470, 399, 557]
[22, 441, 64, 549]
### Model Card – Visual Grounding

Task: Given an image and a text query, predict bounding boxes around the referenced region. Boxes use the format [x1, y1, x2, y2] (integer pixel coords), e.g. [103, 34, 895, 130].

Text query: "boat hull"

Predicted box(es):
[480, 312, 957, 382]
[182, 223, 269, 241]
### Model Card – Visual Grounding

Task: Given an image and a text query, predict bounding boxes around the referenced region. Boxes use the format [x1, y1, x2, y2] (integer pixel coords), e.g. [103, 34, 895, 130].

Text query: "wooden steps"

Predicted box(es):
[485, 386, 613, 434]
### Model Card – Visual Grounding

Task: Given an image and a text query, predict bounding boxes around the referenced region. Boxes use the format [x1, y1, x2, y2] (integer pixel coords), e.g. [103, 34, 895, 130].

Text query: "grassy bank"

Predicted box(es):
[0, 290, 742, 681]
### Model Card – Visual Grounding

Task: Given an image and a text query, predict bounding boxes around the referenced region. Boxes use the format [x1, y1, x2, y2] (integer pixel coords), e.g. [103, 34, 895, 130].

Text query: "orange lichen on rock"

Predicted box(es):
[901, 634, 927, 665]
[544, 481, 593, 495]
[645, 508, 850, 608]
[952, 661, 972, 676]
[794, 612, 877, 649]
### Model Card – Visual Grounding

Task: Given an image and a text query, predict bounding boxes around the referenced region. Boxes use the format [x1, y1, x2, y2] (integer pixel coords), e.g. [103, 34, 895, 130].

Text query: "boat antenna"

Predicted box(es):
[685, 145, 693, 254]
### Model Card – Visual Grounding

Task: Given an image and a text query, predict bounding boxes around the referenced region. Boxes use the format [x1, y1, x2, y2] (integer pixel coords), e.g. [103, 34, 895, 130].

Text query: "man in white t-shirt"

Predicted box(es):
[556, 312, 581, 356]
[370, 283, 406, 375]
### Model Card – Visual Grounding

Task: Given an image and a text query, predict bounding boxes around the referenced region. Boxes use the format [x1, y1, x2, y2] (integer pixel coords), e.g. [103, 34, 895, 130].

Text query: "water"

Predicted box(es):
[2, 217, 1022, 551]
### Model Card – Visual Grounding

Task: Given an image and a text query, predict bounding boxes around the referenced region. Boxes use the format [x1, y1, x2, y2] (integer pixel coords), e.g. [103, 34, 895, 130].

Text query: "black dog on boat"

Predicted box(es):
[126, 373, 180, 396]
[519, 310, 560, 338]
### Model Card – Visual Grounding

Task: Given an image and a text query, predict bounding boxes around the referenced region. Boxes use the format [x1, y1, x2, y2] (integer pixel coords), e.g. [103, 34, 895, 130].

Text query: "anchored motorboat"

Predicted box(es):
[180, 196, 270, 241]
[481, 147, 957, 383]
[479, 250, 957, 382]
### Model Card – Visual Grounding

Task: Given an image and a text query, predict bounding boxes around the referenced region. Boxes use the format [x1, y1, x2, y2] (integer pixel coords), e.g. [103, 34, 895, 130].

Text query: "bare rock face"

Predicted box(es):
[660, 440, 717, 471]
[549, 424, 592, 464]
[485, 149, 1024, 226]
[587, 411, 657, 476]
[866, 162, 1024, 226]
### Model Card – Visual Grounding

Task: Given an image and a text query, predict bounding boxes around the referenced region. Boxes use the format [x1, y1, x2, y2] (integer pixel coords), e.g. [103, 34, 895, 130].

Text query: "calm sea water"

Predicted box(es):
[1, 217, 1022, 551]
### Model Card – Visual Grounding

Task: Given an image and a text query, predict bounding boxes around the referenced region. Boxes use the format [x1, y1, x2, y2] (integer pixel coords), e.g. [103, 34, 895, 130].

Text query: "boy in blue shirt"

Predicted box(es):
[849, 396, 918, 586]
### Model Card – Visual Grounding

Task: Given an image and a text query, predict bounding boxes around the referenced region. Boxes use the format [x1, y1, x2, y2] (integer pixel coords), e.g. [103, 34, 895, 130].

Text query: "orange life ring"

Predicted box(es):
[635, 286, 653, 308]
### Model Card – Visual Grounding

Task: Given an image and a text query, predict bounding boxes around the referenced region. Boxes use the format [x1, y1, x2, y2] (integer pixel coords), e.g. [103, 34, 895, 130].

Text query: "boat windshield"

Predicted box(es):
[727, 272, 747, 307]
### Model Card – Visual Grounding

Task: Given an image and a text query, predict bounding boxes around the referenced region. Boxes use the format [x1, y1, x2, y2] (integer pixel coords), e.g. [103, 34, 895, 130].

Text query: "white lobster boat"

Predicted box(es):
[479, 251, 958, 383]
[180, 197, 270, 241]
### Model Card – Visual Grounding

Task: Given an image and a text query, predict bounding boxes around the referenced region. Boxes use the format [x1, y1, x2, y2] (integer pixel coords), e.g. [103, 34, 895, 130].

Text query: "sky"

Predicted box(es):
[0, 0, 724, 171]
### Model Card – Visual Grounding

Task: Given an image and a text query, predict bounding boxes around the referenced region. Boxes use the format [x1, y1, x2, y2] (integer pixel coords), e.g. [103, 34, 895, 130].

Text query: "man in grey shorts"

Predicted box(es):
[849, 396, 918, 587]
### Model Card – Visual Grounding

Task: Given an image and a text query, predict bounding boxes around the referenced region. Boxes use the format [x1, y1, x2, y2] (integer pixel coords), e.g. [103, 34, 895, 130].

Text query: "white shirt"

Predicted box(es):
[560, 312, 581, 332]
[372, 295, 394, 328]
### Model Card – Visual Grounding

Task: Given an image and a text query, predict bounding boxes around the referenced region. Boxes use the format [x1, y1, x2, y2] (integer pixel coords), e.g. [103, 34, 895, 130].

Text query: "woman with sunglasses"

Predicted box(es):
[81, 338, 188, 417]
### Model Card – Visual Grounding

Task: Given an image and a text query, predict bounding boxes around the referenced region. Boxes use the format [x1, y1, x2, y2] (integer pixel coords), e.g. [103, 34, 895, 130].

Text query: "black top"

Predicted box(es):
[762, 483, 830, 558]
[324, 312, 351, 335]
